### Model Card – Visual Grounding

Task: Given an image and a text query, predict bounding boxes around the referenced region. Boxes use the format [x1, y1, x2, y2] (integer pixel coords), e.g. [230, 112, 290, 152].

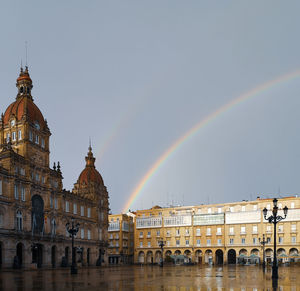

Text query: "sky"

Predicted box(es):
[1, 1, 300, 214]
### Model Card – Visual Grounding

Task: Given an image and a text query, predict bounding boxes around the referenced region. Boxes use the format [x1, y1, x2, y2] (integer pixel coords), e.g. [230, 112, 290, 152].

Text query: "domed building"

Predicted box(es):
[0, 67, 109, 269]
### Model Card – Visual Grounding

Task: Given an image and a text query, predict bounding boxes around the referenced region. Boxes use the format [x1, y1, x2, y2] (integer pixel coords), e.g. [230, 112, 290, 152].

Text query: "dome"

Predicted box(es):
[77, 146, 104, 186]
[3, 96, 46, 130]
[3, 67, 46, 130]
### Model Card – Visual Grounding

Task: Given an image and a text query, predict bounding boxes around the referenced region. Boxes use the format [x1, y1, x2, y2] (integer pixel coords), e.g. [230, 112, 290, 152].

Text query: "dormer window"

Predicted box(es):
[29, 131, 33, 141]
[20, 87, 24, 94]
[34, 122, 40, 130]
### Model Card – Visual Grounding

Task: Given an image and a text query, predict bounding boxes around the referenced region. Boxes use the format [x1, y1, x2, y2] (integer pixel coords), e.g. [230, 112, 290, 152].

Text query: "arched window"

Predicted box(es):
[0, 212, 3, 228]
[16, 211, 22, 231]
[51, 218, 56, 236]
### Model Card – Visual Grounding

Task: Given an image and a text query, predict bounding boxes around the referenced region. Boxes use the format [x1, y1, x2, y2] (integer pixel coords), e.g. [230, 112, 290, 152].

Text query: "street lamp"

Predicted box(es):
[66, 217, 80, 274]
[259, 234, 267, 269]
[158, 239, 165, 267]
[262, 198, 288, 279]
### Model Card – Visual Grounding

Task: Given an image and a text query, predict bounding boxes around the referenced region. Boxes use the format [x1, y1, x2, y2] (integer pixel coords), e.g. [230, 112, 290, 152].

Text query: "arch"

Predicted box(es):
[32, 243, 43, 268]
[174, 250, 181, 256]
[31, 195, 44, 235]
[205, 249, 213, 264]
[277, 248, 287, 263]
[195, 250, 203, 264]
[239, 249, 248, 256]
[227, 249, 236, 264]
[277, 248, 286, 256]
[138, 251, 145, 263]
[289, 248, 299, 256]
[251, 248, 259, 256]
[51, 245, 56, 268]
[155, 251, 162, 264]
[16, 210, 23, 231]
[16, 242, 24, 268]
[146, 251, 153, 264]
[87, 248, 90, 266]
[165, 250, 172, 257]
[215, 249, 223, 265]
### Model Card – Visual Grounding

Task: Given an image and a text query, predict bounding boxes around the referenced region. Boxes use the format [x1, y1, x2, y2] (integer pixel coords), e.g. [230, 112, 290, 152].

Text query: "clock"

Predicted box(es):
[11, 120, 15, 127]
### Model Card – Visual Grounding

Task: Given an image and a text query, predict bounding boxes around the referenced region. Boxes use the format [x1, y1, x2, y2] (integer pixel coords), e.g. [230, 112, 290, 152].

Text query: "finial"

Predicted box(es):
[89, 137, 92, 151]
[53, 162, 56, 170]
[57, 161, 61, 173]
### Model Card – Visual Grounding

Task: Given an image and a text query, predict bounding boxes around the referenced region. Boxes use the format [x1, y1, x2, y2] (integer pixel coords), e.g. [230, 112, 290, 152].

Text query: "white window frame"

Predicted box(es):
[65, 201, 69, 212]
[21, 186, 25, 201]
[14, 184, 18, 199]
[73, 203, 77, 214]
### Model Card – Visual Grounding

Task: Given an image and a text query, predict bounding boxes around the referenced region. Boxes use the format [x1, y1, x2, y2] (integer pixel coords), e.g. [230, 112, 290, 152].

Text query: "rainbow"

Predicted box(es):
[122, 69, 300, 213]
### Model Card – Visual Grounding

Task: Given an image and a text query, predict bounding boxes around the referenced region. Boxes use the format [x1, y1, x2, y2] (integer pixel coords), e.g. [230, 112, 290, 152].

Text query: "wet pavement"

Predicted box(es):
[0, 264, 299, 291]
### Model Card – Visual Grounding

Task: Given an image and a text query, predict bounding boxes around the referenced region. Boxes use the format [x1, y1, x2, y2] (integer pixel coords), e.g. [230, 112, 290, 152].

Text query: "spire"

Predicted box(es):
[16, 65, 33, 99]
[85, 142, 95, 167]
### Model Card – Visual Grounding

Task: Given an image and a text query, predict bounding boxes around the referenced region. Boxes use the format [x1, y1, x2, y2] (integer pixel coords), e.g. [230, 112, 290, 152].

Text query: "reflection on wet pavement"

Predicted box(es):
[0, 265, 299, 290]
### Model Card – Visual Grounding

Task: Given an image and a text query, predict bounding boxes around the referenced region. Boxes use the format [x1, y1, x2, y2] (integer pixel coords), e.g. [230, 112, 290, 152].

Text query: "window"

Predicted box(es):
[196, 239, 200, 246]
[229, 238, 234, 245]
[278, 225, 283, 233]
[253, 225, 258, 234]
[0, 212, 3, 227]
[147, 231, 151, 237]
[54, 198, 58, 209]
[20, 168, 25, 175]
[186, 240, 189, 246]
[140, 242, 143, 247]
[167, 240, 170, 246]
[41, 138, 45, 148]
[81, 228, 84, 239]
[51, 218, 56, 236]
[21, 186, 25, 201]
[87, 207, 91, 218]
[267, 204, 271, 210]
[291, 202, 295, 209]
[42, 176, 45, 184]
[218, 207, 222, 213]
[230, 207, 234, 212]
[206, 239, 211, 246]
[196, 228, 201, 236]
[185, 229, 189, 235]
[6, 133, 10, 142]
[208, 208, 212, 214]
[241, 238, 245, 244]
[0, 179, 2, 195]
[148, 242, 151, 248]
[291, 236, 296, 243]
[176, 240, 180, 246]
[29, 131, 33, 141]
[156, 230, 160, 237]
[241, 226, 246, 234]
[241, 206, 245, 212]
[267, 237, 271, 243]
[73, 203, 77, 214]
[176, 229, 180, 236]
[206, 228, 211, 235]
[87, 229, 91, 240]
[50, 196, 53, 208]
[14, 184, 18, 199]
[35, 135, 39, 144]
[16, 211, 22, 231]
[139, 231, 143, 238]
[229, 227, 234, 235]
[217, 239, 222, 245]
[18, 130, 22, 140]
[291, 224, 296, 232]
[36, 173, 39, 181]
[12, 132, 16, 141]
[81, 206, 84, 216]
[217, 227, 222, 235]
[266, 225, 272, 233]
[253, 205, 258, 211]
[279, 237, 283, 244]
[253, 238, 258, 244]
[65, 201, 69, 212]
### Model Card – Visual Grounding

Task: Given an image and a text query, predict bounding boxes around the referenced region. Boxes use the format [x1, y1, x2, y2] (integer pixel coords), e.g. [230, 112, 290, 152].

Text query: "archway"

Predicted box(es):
[289, 248, 298, 256]
[195, 250, 202, 264]
[32, 244, 43, 268]
[155, 251, 162, 264]
[184, 250, 192, 262]
[16, 242, 23, 268]
[31, 195, 44, 235]
[265, 248, 273, 264]
[215, 249, 223, 265]
[228, 249, 236, 264]
[205, 250, 213, 264]
[251, 249, 259, 256]
[239, 249, 248, 256]
[146, 251, 153, 264]
[65, 247, 70, 266]
[87, 248, 90, 266]
[51, 246, 56, 268]
[138, 251, 145, 263]
[174, 250, 181, 256]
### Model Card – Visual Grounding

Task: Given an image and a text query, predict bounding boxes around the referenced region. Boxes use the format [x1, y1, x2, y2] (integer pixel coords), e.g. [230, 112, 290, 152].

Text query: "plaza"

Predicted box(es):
[0, 264, 299, 290]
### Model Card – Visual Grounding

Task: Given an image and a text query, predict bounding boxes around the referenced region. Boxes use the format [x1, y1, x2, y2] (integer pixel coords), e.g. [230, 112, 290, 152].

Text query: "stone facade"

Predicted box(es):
[133, 197, 300, 265]
[0, 67, 109, 269]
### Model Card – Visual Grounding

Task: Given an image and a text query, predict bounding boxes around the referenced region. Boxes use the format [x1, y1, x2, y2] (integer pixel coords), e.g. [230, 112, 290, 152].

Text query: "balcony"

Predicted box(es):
[240, 231, 246, 235]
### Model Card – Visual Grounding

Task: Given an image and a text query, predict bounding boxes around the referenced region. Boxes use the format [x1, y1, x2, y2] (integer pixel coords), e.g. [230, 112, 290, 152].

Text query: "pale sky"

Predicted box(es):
[1, 1, 300, 214]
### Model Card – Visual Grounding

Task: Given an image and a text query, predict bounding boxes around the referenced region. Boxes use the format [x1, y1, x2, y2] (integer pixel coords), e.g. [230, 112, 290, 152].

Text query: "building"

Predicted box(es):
[133, 197, 300, 265]
[0, 66, 109, 269]
[108, 213, 134, 264]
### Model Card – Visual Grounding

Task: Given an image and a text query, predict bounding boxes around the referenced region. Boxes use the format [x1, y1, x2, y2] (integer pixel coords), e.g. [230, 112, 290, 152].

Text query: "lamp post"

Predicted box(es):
[259, 234, 267, 269]
[66, 217, 80, 274]
[263, 198, 288, 279]
[158, 239, 165, 267]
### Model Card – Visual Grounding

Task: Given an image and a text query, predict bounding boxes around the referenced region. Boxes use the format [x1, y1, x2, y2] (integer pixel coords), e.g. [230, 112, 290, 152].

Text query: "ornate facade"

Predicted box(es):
[0, 67, 109, 269]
